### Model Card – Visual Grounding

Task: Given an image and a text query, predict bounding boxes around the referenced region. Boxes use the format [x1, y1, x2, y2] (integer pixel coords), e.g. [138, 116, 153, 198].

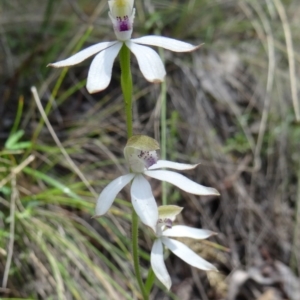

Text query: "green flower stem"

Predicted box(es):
[160, 60, 167, 205]
[159, 47, 168, 206]
[119, 44, 133, 138]
[119, 43, 148, 299]
[145, 267, 155, 295]
[132, 210, 148, 300]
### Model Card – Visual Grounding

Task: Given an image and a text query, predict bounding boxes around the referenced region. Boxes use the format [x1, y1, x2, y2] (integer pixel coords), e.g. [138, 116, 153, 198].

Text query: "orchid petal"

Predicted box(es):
[95, 173, 135, 216]
[87, 42, 123, 93]
[162, 237, 217, 271]
[163, 226, 216, 239]
[149, 160, 199, 170]
[131, 35, 202, 52]
[125, 41, 166, 82]
[131, 175, 158, 231]
[48, 41, 118, 68]
[144, 170, 220, 196]
[151, 239, 172, 290]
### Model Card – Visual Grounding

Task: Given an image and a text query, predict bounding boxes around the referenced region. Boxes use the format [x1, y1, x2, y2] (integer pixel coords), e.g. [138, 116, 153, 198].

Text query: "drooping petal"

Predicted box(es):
[151, 239, 172, 290]
[162, 237, 217, 271]
[48, 41, 118, 68]
[149, 160, 198, 170]
[87, 42, 123, 93]
[125, 41, 166, 82]
[95, 173, 135, 216]
[131, 35, 202, 53]
[131, 175, 158, 231]
[163, 226, 216, 239]
[144, 170, 220, 196]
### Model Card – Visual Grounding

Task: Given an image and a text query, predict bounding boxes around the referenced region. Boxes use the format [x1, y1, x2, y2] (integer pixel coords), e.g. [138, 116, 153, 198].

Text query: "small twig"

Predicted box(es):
[273, 0, 299, 121]
[31, 86, 97, 197]
[241, 0, 276, 266]
[290, 166, 300, 272]
[2, 175, 17, 288]
[66, 0, 107, 25]
[252, 0, 276, 171]
[0, 155, 35, 189]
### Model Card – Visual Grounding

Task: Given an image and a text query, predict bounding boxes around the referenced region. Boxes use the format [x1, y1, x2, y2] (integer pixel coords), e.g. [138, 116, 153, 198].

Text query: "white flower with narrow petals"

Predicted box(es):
[95, 135, 219, 231]
[48, 0, 202, 93]
[151, 205, 218, 290]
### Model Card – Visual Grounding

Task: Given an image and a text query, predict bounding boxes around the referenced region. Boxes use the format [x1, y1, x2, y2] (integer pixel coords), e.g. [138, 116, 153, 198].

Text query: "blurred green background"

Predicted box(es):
[0, 0, 300, 299]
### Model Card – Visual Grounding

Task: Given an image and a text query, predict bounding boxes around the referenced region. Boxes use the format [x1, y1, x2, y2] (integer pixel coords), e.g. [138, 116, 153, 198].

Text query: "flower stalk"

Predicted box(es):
[145, 267, 155, 295]
[47, 0, 220, 297]
[132, 210, 148, 299]
[119, 43, 148, 299]
[159, 48, 168, 206]
[119, 44, 133, 137]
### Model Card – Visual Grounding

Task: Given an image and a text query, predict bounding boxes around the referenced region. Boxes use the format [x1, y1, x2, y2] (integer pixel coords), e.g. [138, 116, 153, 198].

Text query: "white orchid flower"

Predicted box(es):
[95, 135, 219, 231]
[48, 0, 202, 93]
[151, 205, 218, 290]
